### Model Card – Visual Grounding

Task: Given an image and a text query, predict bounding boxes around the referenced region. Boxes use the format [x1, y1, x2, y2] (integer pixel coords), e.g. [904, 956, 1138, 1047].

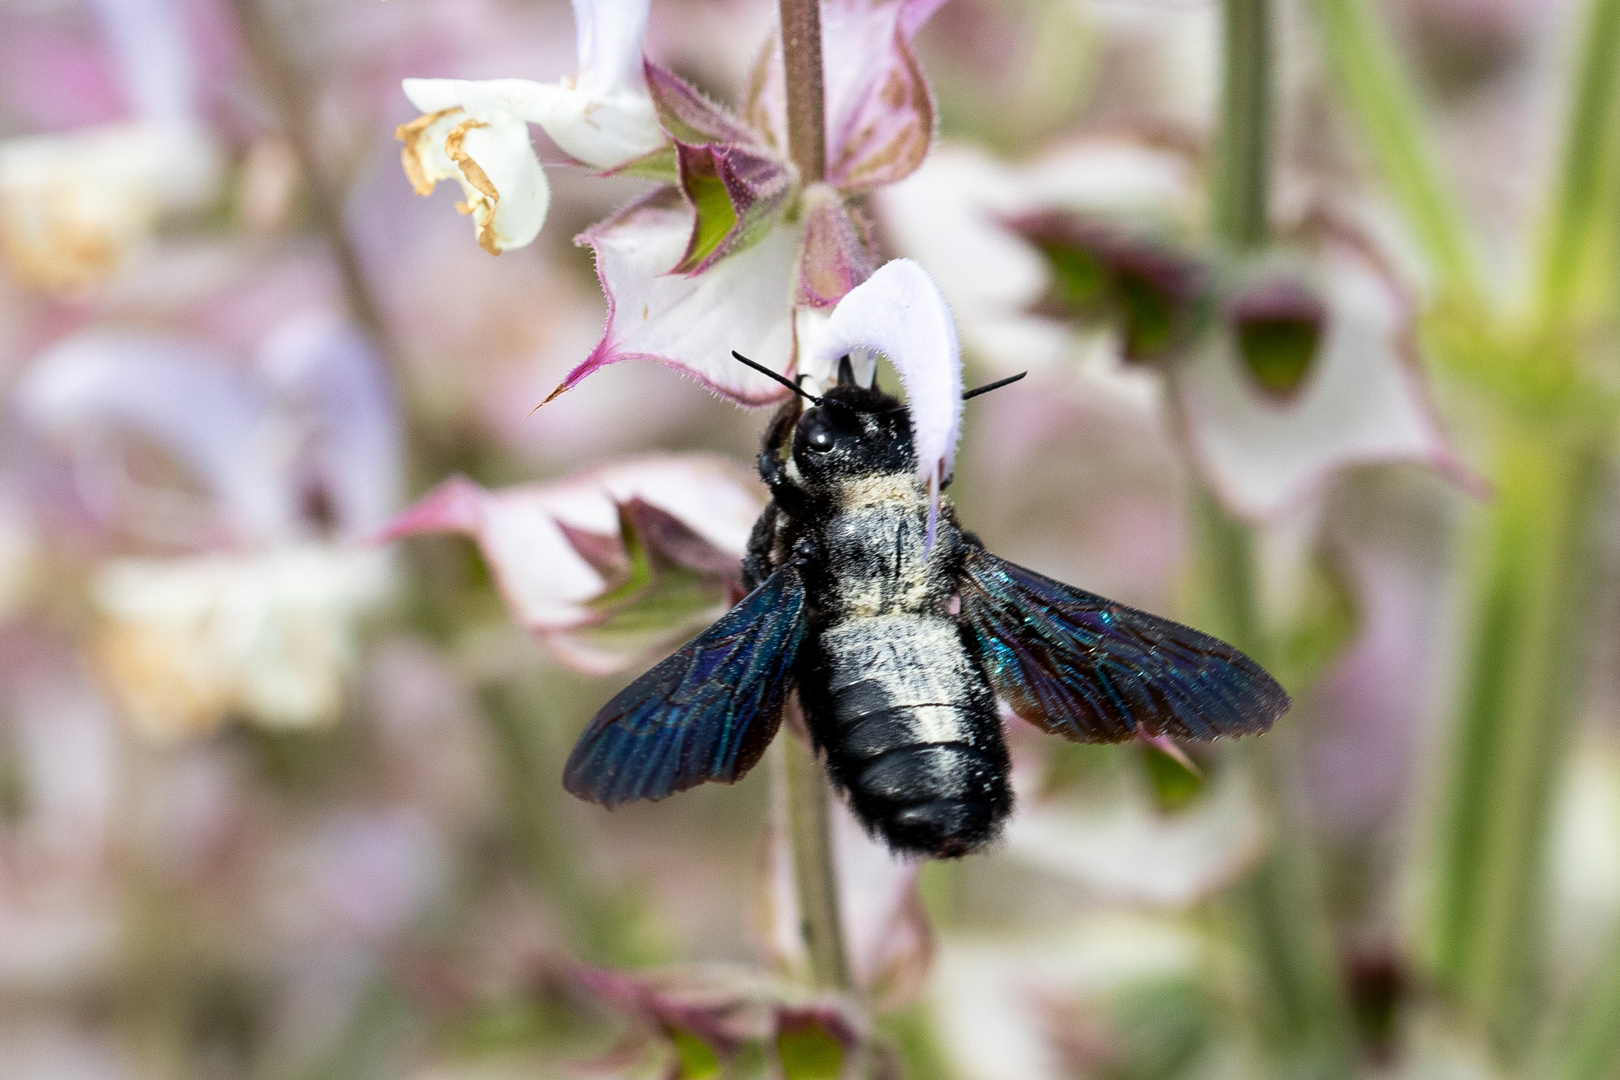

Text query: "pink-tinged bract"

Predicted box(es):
[795, 186, 878, 309]
[375, 455, 763, 675]
[553, 188, 803, 405]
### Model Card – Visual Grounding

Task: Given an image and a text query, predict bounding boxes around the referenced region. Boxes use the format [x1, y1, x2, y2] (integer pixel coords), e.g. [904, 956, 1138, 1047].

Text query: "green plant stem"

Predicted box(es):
[1193, 496, 1353, 1080]
[778, 0, 827, 184]
[1214, 0, 1273, 251]
[1427, 423, 1604, 1050]
[1307, 0, 1480, 297]
[783, 718, 851, 992]
[1206, 6, 1352, 1076]
[1537, 0, 1620, 319]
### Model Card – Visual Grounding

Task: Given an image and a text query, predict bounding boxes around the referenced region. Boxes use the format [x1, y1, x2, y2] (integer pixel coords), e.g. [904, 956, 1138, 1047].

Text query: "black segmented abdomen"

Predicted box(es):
[801, 613, 1011, 857]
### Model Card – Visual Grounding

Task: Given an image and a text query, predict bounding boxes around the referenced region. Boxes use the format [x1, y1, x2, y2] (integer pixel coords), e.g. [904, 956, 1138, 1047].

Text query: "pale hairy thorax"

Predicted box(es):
[835, 473, 930, 511]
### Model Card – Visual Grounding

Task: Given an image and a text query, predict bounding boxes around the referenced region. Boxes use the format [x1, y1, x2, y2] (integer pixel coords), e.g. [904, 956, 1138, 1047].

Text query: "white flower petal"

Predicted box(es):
[400, 5, 661, 172]
[525, 81, 664, 169]
[810, 259, 962, 539]
[402, 77, 546, 119]
[572, 0, 651, 97]
[550, 0, 668, 166]
[1176, 249, 1474, 520]
[399, 82, 552, 253]
[453, 117, 549, 254]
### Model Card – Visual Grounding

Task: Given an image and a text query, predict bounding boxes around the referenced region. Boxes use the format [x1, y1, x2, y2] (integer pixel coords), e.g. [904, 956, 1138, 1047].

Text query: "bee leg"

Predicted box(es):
[791, 534, 822, 568]
[757, 450, 809, 514]
[742, 503, 779, 591]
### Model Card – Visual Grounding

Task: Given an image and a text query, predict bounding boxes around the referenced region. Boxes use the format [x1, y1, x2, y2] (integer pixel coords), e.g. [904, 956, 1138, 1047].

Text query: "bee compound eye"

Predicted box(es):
[801, 413, 837, 453]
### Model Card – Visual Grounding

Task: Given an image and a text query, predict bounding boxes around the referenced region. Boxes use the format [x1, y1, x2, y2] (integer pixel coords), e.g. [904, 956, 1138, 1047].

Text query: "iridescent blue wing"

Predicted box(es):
[960, 545, 1288, 742]
[564, 565, 807, 807]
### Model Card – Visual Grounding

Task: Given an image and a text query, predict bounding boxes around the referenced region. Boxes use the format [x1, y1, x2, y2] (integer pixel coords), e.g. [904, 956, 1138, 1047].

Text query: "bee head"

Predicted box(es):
[734, 349, 1025, 491]
[791, 385, 915, 482]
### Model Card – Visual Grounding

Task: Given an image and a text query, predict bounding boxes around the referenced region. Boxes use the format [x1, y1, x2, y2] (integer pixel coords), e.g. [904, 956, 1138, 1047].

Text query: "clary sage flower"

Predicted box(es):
[395, 0, 665, 254]
[398, 0, 949, 402]
[879, 140, 1480, 522]
[0, 124, 219, 293]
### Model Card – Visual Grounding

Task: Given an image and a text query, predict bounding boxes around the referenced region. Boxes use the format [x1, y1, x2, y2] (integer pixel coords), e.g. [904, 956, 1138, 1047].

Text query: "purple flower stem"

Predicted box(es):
[779, 0, 828, 184]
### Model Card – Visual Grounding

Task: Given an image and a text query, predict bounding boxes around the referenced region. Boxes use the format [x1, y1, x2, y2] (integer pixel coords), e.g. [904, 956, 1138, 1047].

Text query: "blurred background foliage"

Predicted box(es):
[2, 0, 1620, 1077]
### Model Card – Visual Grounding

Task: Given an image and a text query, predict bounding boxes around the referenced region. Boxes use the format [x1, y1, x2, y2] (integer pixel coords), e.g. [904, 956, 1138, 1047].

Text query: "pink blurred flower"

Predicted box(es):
[379, 454, 761, 675]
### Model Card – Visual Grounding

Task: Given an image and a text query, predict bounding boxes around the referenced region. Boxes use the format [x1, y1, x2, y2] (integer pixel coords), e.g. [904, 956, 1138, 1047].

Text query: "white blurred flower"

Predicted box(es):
[931, 914, 1209, 1080]
[91, 545, 392, 739]
[0, 123, 219, 293]
[396, 0, 664, 254]
[18, 315, 402, 739]
[1002, 756, 1266, 907]
[880, 139, 1477, 521]
[0, 0, 219, 292]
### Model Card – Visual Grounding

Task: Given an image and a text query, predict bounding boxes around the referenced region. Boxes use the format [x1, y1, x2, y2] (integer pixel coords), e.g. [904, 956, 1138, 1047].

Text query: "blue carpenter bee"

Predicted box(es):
[564, 356, 1289, 858]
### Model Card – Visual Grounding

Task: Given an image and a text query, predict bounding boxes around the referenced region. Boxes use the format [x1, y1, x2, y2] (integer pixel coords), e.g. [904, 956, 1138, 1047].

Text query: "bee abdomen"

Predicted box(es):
[807, 615, 1011, 858]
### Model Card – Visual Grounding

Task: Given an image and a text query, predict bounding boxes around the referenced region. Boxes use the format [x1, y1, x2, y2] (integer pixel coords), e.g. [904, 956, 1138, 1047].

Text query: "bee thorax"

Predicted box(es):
[815, 496, 956, 618]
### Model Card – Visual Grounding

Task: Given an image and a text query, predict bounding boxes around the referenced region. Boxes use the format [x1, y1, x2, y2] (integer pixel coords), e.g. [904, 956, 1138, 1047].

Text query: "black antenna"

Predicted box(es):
[732, 351, 821, 404]
[962, 371, 1027, 400]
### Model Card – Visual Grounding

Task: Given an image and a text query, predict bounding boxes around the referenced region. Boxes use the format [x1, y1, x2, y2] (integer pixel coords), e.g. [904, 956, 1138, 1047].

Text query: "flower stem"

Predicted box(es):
[1213, 0, 1272, 251]
[1206, 4, 1353, 1075]
[1307, 0, 1480, 297]
[776, 0, 845, 997]
[1192, 495, 1354, 1080]
[1536, 0, 1620, 320]
[778, 0, 827, 184]
[1427, 421, 1604, 1050]
[784, 712, 851, 993]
